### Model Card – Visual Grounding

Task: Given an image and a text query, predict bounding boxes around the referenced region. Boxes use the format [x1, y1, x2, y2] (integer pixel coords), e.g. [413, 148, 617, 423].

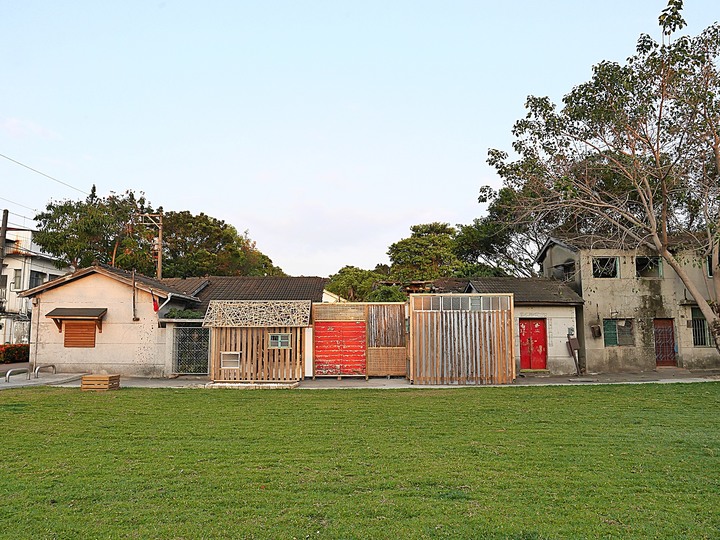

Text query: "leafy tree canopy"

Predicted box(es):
[487, 0, 720, 341]
[387, 222, 462, 281]
[325, 266, 384, 302]
[34, 187, 283, 278]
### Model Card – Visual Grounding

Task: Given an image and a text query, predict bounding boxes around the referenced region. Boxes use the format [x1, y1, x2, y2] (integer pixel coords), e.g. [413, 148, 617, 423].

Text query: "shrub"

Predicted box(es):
[0, 344, 30, 364]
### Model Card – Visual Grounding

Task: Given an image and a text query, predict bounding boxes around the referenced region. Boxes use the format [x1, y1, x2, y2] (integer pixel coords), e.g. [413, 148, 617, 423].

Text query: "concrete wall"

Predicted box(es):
[556, 247, 720, 372]
[514, 305, 579, 375]
[29, 273, 185, 377]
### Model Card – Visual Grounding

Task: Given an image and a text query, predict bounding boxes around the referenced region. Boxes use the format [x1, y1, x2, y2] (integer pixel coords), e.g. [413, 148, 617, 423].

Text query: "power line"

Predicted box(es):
[9, 211, 36, 221]
[0, 196, 37, 212]
[0, 152, 89, 195]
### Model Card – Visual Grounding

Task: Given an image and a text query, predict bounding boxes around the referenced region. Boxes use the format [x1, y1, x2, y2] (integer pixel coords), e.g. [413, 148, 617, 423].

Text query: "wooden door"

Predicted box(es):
[653, 319, 676, 366]
[314, 321, 367, 376]
[519, 318, 547, 370]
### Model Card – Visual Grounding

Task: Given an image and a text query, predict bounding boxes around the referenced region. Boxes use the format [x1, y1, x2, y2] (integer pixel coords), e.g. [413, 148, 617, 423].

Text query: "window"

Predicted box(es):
[603, 319, 635, 346]
[0, 275, 6, 299]
[64, 320, 97, 348]
[220, 351, 241, 368]
[268, 333, 291, 349]
[29, 271, 45, 289]
[635, 256, 662, 278]
[11, 269, 22, 290]
[592, 257, 619, 278]
[708, 255, 715, 278]
[691, 308, 712, 347]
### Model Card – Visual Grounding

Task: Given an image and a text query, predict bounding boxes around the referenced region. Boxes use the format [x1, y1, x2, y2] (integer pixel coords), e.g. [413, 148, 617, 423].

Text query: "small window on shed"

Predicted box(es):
[593, 257, 619, 278]
[636, 256, 662, 278]
[268, 333, 291, 349]
[220, 352, 241, 369]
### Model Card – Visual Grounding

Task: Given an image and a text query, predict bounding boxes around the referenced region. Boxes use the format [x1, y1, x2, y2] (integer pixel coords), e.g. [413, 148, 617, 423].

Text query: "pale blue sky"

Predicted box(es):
[2, 1, 718, 276]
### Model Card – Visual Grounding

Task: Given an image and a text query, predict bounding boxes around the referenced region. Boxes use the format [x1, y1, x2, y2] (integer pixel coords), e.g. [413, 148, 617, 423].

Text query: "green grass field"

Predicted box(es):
[1, 383, 719, 539]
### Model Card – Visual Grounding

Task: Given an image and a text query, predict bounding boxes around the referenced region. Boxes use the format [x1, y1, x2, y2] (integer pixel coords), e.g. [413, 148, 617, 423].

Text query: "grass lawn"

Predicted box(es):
[0, 383, 719, 539]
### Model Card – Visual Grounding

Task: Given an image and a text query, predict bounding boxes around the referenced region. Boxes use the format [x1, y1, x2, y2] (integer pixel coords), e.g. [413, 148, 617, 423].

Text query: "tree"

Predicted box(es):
[487, 1, 720, 345]
[366, 285, 407, 302]
[325, 266, 384, 301]
[34, 190, 283, 277]
[387, 222, 462, 281]
[455, 187, 545, 277]
[34, 187, 155, 272]
[161, 211, 284, 277]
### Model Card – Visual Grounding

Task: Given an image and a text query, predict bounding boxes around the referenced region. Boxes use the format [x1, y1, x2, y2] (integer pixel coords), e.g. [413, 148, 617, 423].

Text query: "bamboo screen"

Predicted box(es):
[409, 294, 514, 385]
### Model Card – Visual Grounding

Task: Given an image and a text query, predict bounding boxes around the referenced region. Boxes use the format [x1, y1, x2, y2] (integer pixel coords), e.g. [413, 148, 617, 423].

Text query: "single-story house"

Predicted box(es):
[20, 265, 328, 379]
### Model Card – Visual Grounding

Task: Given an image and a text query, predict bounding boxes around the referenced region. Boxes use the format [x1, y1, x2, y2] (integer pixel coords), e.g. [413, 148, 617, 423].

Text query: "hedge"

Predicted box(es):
[0, 344, 30, 364]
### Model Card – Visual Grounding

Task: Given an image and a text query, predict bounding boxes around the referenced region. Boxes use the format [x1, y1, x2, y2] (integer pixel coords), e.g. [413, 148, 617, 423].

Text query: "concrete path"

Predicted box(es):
[2, 362, 720, 391]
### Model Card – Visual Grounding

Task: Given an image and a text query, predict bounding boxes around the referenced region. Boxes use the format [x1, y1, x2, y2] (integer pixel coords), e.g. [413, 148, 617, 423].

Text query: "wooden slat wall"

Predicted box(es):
[210, 326, 304, 382]
[64, 321, 97, 348]
[410, 295, 514, 385]
[366, 303, 407, 376]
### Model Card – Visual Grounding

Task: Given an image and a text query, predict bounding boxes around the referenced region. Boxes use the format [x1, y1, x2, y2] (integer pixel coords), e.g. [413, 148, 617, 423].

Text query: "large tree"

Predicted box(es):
[325, 266, 385, 302]
[34, 189, 283, 277]
[161, 211, 283, 278]
[34, 187, 155, 273]
[487, 1, 720, 344]
[387, 222, 462, 281]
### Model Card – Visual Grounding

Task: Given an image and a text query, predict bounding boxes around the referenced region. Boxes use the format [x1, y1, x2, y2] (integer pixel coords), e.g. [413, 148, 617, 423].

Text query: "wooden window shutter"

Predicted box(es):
[64, 320, 97, 348]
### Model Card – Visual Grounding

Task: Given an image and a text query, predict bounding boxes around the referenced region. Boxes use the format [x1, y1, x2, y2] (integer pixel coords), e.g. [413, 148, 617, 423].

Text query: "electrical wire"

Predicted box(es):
[0, 196, 37, 212]
[0, 152, 89, 195]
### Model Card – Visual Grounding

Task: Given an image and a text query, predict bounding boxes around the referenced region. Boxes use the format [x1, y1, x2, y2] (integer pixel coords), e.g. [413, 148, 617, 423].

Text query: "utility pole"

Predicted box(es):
[138, 213, 163, 279]
[0, 209, 8, 271]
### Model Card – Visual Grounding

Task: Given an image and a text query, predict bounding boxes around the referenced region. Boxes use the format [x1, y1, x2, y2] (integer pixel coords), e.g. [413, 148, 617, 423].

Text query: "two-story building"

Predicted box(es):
[536, 235, 719, 373]
[1, 227, 70, 344]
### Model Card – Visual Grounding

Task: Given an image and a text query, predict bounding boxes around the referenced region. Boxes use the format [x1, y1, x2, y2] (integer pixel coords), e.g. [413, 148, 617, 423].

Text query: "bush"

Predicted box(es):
[0, 344, 30, 364]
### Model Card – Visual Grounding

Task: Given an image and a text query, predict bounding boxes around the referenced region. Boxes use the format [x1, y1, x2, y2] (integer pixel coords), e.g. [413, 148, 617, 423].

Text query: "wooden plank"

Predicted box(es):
[81, 374, 120, 391]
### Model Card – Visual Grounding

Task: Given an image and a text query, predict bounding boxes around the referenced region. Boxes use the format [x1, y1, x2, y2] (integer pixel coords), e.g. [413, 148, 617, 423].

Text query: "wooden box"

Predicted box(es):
[81, 374, 120, 391]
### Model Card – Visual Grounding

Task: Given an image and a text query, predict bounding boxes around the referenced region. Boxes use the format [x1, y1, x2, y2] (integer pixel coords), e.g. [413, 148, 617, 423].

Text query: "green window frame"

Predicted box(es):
[268, 333, 291, 349]
[691, 308, 712, 347]
[603, 319, 635, 347]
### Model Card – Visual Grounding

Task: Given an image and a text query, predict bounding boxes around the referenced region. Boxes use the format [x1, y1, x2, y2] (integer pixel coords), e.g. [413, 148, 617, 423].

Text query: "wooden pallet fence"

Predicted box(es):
[81, 374, 120, 391]
[409, 294, 514, 385]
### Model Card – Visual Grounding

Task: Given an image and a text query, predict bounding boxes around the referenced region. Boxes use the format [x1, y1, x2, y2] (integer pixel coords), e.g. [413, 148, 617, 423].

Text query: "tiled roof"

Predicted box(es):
[193, 276, 328, 313]
[432, 277, 583, 305]
[161, 277, 210, 297]
[19, 264, 199, 301]
[468, 277, 583, 305]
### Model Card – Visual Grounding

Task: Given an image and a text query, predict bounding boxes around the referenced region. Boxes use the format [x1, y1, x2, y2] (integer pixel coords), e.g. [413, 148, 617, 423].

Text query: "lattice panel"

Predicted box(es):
[203, 300, 312, 328]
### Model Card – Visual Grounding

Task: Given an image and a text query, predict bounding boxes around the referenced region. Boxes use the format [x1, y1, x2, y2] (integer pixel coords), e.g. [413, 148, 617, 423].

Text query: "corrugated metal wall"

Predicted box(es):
[409, 294, 515, 385]
[313, 303, 407, 377]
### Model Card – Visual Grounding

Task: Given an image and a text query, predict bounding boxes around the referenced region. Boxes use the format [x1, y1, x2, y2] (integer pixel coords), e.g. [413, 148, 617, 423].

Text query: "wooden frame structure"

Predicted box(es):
[312, 303, 407, 378]
[204, 300, 311, 383]
[409, 294, 515, 385]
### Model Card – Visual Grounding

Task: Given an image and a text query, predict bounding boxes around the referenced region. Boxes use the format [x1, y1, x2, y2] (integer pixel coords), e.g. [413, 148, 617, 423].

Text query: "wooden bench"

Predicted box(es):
[81, 374, 120, 391]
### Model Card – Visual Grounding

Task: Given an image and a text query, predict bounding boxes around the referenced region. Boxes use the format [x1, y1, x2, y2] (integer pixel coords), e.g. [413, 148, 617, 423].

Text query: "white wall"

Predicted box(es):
[514, 305, 578, 375]
[29, 273, 175, 377]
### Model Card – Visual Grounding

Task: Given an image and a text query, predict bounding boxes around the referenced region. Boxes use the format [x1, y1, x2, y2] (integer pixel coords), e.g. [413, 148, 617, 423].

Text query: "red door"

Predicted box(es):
[653, 319, 677, 366]
[314, 321, 367, 376]
[519, 318, 548, 370]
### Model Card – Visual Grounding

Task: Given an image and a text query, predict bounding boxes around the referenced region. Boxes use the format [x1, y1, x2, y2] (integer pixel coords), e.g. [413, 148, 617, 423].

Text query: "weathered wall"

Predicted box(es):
[29, 274, 184, 377]
[514, 305, 578, 375]
[575, 248, 719, 372]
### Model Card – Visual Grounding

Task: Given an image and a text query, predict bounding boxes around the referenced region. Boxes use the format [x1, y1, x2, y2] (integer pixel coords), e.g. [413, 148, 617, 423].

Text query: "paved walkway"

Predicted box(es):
[2, 362, 720, 390]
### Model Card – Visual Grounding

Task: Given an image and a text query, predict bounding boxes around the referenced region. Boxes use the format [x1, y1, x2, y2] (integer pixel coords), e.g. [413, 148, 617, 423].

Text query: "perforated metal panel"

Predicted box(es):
[173, 326, 210, 374]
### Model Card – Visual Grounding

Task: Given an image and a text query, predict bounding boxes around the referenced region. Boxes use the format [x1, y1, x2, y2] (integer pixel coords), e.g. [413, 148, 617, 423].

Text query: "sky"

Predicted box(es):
[2, 1, 718, 277]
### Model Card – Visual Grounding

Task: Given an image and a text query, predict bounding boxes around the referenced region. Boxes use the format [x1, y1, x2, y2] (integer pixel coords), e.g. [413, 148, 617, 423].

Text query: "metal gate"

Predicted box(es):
[173, 326, 210, 374]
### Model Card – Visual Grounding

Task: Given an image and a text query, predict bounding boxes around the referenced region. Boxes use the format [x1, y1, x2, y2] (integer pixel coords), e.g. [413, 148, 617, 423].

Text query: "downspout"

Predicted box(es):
[132, 270, 139, 321]
[31, 297, 40, 371]
[158, 293, 174, 312]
